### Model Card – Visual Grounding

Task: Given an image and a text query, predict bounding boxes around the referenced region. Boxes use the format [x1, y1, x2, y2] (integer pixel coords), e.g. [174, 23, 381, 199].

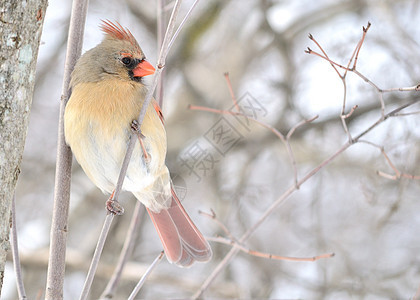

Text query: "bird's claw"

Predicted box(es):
[131, 119, 145, 139]
[106, 199, 124, 215]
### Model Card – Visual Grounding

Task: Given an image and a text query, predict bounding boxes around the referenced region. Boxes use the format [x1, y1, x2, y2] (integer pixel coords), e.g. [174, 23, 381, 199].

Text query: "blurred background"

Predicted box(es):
[4, 0, 420, 298]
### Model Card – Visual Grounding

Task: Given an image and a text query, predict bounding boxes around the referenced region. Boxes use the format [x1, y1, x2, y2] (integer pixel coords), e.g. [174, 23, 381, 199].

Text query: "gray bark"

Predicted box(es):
[0, 0, 48, 296]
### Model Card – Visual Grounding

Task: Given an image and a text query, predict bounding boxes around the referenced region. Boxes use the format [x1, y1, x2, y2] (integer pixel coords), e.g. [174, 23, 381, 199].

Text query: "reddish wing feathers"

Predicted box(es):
[100, 20, 139, 49]
[152, 100, 165, 124]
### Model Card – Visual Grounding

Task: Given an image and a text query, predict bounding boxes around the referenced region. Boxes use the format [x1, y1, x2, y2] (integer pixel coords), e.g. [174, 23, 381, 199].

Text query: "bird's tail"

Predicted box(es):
[147, 186, 212, 267]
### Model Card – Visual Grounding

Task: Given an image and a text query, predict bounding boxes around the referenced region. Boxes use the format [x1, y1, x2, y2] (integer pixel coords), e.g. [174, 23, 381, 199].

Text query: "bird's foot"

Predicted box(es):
[131, 119, 151, 165]
[131, 119, 145, 139]
[106, 199, 124, 215]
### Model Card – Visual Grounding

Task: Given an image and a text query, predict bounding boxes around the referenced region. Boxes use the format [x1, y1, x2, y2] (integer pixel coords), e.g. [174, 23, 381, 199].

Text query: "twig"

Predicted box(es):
[358, 140, 420, 180]
[127, 251, 164, 300]
[381, 84, 420, 92]
[224, 73, 240, 111]
[191, 99, 419, 299]
[46, 0, 89, 299]
[392, 110, 420, 117]
[285, 115, 319, 186]
[308, 23, 372, 140]
[199, 209, 237, 242]
[307, 33, 341, 78]
[99, 202, 144, 299]
[79, 214, 114, 300]
[352, 22, 371, 71]
[207, 236, 334, 262]
[343, 105, 358, 119]
[167, 0, 201, 52]
[10, 194, 27, 300]
[156, 0, 166, 108]
[307, 24, 391, 123]
[201, 208, 334, 262]
[286, 115, 319, 139]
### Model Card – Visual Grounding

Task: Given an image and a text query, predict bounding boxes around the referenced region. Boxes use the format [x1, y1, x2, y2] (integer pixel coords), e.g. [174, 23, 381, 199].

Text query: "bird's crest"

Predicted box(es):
[100, 20, 139, 49]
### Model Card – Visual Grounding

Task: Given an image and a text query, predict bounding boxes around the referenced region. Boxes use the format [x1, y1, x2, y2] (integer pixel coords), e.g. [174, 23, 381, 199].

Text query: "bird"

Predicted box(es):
[64, 20, 212, 267]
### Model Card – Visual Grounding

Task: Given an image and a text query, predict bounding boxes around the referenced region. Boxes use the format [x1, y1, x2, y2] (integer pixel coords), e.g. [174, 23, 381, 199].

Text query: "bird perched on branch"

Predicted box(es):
[64, 20, 212, 267]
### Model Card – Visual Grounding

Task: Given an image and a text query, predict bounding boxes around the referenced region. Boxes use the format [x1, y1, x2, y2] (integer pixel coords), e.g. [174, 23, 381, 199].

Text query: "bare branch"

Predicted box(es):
[207, 236, 334, 262]
[352, 22, 371, 70]
[286, 115, 318, 185]
[359, 140, 420, 180]
[100, 203, 144, 299]
[201, 208, 334, 262]
[79, 214, 115, 300]
[224, 73, 240, 111]
[286, 115, 319, 140]
[46, 0, 89, 298]
[156, 0, 166, 108]
[381, 84, 420, 93]
[167, 0, 201, 52]
[307, 33, 341, 78]
[343, 105, 359, 119]
[127, 251, 164, 300]
[199, 209, 237, 242]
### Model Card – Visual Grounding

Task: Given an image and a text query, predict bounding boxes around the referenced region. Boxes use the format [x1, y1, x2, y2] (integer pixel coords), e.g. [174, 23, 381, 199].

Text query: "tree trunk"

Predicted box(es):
[0, 0, 48, 295]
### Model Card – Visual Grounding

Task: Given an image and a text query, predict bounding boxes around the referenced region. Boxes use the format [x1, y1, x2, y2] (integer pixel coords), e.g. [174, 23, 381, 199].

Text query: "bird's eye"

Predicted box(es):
[121, 56, 132, 66]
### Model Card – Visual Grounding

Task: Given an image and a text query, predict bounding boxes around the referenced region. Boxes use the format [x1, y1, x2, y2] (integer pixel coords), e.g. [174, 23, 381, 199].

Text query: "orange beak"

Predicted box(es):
[132, 60, 155, 77]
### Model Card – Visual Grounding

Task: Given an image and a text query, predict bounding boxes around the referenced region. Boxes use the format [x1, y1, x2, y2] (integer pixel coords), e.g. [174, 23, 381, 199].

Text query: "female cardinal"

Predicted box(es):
[64, 20, 211, 267]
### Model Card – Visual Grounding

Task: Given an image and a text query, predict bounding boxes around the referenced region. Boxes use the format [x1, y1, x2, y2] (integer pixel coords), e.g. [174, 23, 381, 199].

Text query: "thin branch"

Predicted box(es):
[351, 22, 371, 71]
[307, 33, 341, 78]
[79, 214, 115, 300]
[286, 115, 319, 139]
[285, 115, 319, 186]
[167, 0, 201, 52]
[358, 140, 420, 180]
[392, 110, 420, 117]
[200, 208, 334, 262]
[46, 0, 89, 299]
[207, 236, 335, 262]
[156, 0, 166, 108]
[127, 251, 164, 300]
[224, 73, 240, 111]
[199, 209, 237, 242]
[100, 202, 144, 299]
[305, 48, 350, 71]
[343, 105, 358, 119]
[10, 194, 27, 300]
[381, 84, 420, 92]
[307, 25, 388, 122]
